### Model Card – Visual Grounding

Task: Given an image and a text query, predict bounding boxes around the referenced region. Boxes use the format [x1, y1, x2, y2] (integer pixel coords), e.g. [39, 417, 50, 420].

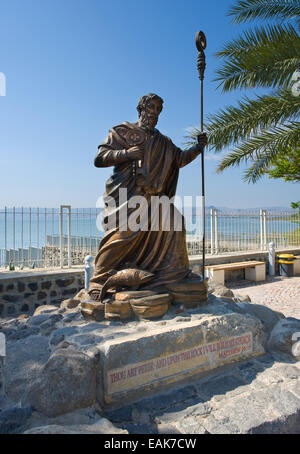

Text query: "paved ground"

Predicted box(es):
[227, 275, 300, 319]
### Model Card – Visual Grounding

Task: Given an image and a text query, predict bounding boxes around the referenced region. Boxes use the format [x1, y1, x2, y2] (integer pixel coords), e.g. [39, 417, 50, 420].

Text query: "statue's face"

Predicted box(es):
[140, 98, 163, 129]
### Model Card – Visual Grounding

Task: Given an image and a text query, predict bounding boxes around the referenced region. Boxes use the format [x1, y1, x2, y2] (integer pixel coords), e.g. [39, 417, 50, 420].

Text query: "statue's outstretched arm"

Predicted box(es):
[175, 132, 207, 168]
[176, 143, 202, 168]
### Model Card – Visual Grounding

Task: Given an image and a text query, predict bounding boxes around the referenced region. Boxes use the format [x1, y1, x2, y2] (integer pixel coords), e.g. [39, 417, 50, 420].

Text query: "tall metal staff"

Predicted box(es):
[195, 31, 207, 278]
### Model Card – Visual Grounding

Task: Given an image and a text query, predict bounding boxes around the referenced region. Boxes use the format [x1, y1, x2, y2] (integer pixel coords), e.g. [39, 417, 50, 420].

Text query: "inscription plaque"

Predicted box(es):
[107, 332, 253, 395]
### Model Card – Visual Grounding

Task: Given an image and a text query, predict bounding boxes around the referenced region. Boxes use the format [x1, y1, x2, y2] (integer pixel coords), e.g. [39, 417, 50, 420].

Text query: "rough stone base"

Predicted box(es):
[1, 284, 300, 433]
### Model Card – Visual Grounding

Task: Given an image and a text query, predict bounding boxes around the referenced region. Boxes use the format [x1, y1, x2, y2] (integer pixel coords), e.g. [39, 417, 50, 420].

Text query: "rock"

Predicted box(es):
[27, 405, 102, 427]
[276, 364, 300, 381]
[6, 326, 40, 342]
[62, 311, 82, 324]
[0, 358, 4, 396]
[39, 314, 63, 336]
[207, 278, 234, 298]
[74, 289, 90, 302]
[55, 341, 74, 350]
[60, 299, 81, 310]
[79, 323, 104, 333]
[28, 313, 58, 327]
[268, 318, 300, 358]
[49, 326, 79, 346]
[171, 417, 208, 434]
[234, 294, 251, 303]
[27, 349, 98, 417]
[6, 335, 50, 402]
[206, 385, 300, 434]
[23, 418, 128, 434]
[130, 294, 172, 320]
[33, 305, 59, 316]
[56, 278, 75, 288]
[0, 407, 33, 434]
[213, 286, 234, 298]
[37, 292, 48, 301]
[18, 314, 29, 320]
[41, 281, 52, 290]
[157, 423, 182, 434]
[62, 288, 78, 297]
[17, 282, 25, 292]
[28, 283, 38, 291]
[237, 303, 284, 335]
[2, 295, 20, 303]
[156, 401, 212, 425]
[71, 333, 103, 346]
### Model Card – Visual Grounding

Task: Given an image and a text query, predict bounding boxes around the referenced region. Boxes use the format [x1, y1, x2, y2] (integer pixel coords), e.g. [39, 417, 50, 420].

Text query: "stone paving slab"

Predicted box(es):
[228, 276, 300, 319]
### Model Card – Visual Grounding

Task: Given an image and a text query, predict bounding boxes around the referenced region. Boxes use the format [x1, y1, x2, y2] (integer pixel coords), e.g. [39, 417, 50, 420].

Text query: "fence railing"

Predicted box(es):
[0, 206, 299, 269]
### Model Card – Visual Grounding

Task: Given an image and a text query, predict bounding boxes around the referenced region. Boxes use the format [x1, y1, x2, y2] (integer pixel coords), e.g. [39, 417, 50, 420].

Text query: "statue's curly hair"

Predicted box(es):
[137, 93, 164, 116]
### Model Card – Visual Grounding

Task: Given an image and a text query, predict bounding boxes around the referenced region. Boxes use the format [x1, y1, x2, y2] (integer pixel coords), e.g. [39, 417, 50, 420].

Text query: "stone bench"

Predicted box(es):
[205, 261, 266, 286]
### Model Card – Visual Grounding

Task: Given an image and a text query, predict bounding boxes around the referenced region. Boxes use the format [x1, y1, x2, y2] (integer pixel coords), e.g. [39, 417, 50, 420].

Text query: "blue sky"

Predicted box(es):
[0, 0, 297, 208]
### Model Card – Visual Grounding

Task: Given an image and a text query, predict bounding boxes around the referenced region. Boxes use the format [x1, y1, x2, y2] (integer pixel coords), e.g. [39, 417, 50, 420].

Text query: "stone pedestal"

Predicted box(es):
[96, 311, 265, 408]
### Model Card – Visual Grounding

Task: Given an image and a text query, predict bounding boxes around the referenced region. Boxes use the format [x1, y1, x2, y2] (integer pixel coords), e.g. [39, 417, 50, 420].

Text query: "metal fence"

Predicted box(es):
[0, 207, 102, 269]
[0, 206, 299, 270]
[185, 209, 300, 255]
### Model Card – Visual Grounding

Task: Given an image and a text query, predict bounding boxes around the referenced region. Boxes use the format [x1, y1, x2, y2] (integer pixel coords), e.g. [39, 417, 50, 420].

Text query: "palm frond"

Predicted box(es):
[216, 122, 300, 179]
[216, 23, 298, 59]
[199, 0, 300, 184]
[186, 90, 300, 151]
[243, 147, 282, 182]
[215, 23, 300, 91]
[228, 0, 300, 24]
[207, 90, 300, 150]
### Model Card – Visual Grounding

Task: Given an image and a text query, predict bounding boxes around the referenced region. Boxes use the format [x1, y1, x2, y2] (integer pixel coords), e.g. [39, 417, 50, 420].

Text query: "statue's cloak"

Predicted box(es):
[90, 122, 190, 289]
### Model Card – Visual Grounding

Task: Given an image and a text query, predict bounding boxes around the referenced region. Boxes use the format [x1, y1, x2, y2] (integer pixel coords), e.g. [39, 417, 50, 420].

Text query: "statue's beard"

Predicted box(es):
[139, 112, 158, 130]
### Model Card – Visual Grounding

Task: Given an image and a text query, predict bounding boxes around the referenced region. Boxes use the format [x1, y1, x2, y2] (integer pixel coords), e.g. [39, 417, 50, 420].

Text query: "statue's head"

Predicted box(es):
[137, 93, 163, 130]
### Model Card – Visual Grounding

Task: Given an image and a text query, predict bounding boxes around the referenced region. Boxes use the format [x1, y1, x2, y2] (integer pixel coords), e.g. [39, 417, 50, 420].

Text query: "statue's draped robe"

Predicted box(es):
[90, 122, 200, 290]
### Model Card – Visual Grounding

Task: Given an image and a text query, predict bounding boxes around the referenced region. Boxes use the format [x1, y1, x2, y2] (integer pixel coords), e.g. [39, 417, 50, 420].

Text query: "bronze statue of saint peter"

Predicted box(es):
[89, 93, 207, 299]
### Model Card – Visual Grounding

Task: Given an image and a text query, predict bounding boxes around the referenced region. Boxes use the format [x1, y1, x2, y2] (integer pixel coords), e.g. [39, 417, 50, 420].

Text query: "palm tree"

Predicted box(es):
[188, 0, 300, 183]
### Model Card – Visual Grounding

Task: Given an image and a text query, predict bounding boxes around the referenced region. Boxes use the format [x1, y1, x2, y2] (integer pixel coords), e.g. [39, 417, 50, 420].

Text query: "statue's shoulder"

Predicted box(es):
[110, 122, 148, 147]
[109, 122, 138, 139]
[110, 122, 136, 134]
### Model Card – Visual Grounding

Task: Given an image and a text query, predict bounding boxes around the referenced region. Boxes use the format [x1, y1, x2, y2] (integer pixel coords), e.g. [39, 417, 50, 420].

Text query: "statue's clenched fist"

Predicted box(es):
[197, 132, 208, 148]
[127, 146, 144, 161]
